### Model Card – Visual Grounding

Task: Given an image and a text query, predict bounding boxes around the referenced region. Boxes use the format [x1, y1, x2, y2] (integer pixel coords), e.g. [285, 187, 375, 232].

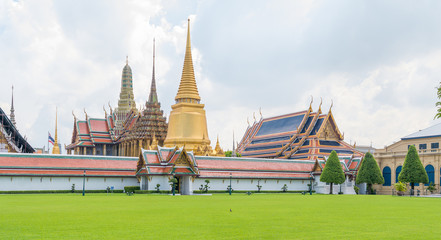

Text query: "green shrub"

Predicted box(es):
[354, 186, 359, 194]
[135, 190, 171, 194]
[124, 186, 140, 193]
[427, 182, 436, 193]
[394, 181, 407, 195]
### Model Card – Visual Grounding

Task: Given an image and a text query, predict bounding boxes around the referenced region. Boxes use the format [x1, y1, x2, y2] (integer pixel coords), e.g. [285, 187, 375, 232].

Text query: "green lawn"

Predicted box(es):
[0, 193, 440, 239]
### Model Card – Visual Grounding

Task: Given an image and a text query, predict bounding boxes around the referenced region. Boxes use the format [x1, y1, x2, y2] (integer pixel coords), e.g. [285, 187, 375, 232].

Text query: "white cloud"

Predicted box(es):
[1, 0, 441, 153]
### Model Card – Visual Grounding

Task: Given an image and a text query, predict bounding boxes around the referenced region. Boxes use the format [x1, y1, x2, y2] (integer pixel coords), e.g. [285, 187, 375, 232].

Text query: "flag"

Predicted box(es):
[48, 132, 54, 145]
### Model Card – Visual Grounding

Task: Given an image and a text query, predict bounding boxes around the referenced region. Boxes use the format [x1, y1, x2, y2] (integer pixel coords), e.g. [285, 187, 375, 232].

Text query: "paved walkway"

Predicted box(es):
[419, 194, 441, 198]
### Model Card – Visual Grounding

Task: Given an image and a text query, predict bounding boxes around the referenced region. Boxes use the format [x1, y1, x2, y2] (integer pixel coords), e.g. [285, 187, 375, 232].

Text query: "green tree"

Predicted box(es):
[225, 151, 232, 157]
[398, 145, 429, 194]
[435, 82, 441, 119]
[356, 152, 384, 194]
[320, 150, 345, 194]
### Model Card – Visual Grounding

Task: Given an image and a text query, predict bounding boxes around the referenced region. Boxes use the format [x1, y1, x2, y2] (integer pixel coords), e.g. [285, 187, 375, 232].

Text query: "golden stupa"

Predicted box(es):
[52, 108, 60, 154]
[164, 19, 211, 152]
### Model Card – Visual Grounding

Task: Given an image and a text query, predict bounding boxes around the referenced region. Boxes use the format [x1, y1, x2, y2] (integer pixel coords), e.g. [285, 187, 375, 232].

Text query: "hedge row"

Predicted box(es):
[135, 190, 171, 194]
[133, 190, 316, 194]
[123, 186, 140, 193]
[0, 190, 124, 194]
[192, 190, 315, 194]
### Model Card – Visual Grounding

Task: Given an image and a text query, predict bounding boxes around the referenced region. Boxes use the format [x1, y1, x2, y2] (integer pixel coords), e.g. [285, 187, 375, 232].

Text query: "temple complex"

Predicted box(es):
[164, 19, 212, 153]
[66, 43, 168, 157]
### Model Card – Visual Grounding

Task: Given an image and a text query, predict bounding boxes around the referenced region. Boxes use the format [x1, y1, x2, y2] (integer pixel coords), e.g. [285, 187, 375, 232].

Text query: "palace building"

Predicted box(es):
[374, 123, 441, 195]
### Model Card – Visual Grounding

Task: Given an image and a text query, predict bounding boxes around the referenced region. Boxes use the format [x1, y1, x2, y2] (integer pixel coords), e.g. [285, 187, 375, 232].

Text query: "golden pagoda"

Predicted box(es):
[164, 19, 211, 152]
[52, 108, 60, 154]
[114, 57, 137, 135]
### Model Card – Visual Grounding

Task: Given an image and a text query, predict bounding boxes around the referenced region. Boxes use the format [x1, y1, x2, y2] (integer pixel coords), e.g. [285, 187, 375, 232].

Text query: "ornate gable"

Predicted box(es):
[317, 111, 343, 141]
[170, 150, 199, 175]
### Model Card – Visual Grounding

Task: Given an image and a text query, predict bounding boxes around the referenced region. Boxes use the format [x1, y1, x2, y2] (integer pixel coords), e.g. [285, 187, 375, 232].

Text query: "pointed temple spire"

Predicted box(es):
[115, 56, 137, 135]
[164, 18, 211, 152]
[175, 19, 201, 102]
[148, 38, 158, 103]
[10, 85, 16, 126]
[52, 107, 60, 154]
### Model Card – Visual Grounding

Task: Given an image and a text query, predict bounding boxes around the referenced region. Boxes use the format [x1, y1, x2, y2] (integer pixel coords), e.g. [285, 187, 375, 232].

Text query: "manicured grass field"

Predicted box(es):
[1, 193, 440, 239]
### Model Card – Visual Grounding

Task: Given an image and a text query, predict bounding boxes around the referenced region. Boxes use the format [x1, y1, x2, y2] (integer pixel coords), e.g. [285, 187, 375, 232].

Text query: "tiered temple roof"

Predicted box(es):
[66, 112, 120, 150]
[0, 153, 137, 177]
[0, 107, 34, 153]
[237, 102, 363, 166]
[136, 147, 359, 179]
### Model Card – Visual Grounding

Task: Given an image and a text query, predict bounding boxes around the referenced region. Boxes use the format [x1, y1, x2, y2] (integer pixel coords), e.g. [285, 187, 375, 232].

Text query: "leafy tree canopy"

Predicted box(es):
[356, 152, 384, 185]
[320, 150, 345, 184]
[398, 145, 428, 185]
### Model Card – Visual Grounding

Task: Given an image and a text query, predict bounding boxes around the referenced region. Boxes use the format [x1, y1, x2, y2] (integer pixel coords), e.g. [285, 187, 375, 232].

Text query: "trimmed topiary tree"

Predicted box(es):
[398, 145, 428, 195]
[356, 152, 384, 194]
[320, 150, 345, 194]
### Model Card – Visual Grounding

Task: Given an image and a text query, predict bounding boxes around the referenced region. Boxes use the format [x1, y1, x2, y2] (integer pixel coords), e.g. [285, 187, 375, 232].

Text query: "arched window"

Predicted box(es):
[425, 165, 435, 186]
[383, 166, 391, 186]
[396, 166, 402, 183]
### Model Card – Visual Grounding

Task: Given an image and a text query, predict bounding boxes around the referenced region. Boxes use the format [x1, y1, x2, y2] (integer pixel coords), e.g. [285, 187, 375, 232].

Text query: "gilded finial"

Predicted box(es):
[126, 55, 128, 65]
[103, 105, 108, 117]
[83, 108, 88, 120]
[253, 112, 256, 122]
[108, 102, 113, 115]
[309, 96, 313, 111]
[72, 110, 77, 120]
[329, 100, 333, 113]
[247, 117, 250, 126]
[318, 97, 323, 114]
[259, 107, 263, 119]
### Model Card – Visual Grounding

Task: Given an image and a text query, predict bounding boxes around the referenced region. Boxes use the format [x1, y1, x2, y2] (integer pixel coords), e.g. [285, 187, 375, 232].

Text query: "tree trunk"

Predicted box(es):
[411, 183, 414, 196]
[367, 183, 372, 195]
[330, 183, 333, 194]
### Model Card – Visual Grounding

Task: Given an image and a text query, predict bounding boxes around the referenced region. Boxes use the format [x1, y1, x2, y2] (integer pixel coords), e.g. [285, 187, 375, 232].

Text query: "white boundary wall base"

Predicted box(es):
[142, 176, 311, 194]
[314, 177, 356, 195]
[193, 178, 309, 192]
[0, 176, 139, 191]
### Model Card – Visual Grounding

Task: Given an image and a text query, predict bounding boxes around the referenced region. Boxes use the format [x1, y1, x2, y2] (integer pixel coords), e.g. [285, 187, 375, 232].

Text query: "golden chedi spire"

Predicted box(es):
[52, 107, 60, 154]
[164, 19, 211, 152]
[175, 19, 201, 102]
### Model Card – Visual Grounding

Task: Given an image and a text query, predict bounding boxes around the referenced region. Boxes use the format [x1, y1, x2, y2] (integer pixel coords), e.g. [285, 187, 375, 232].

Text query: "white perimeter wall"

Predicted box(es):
[0, 176, 139, 191]
[142, 176, 311, 192]
[194, 178, 309, 192]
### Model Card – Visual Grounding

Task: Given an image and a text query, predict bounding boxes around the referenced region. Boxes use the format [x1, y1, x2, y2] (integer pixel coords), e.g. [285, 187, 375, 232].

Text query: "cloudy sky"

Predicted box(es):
[1, 0, 441, 152]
